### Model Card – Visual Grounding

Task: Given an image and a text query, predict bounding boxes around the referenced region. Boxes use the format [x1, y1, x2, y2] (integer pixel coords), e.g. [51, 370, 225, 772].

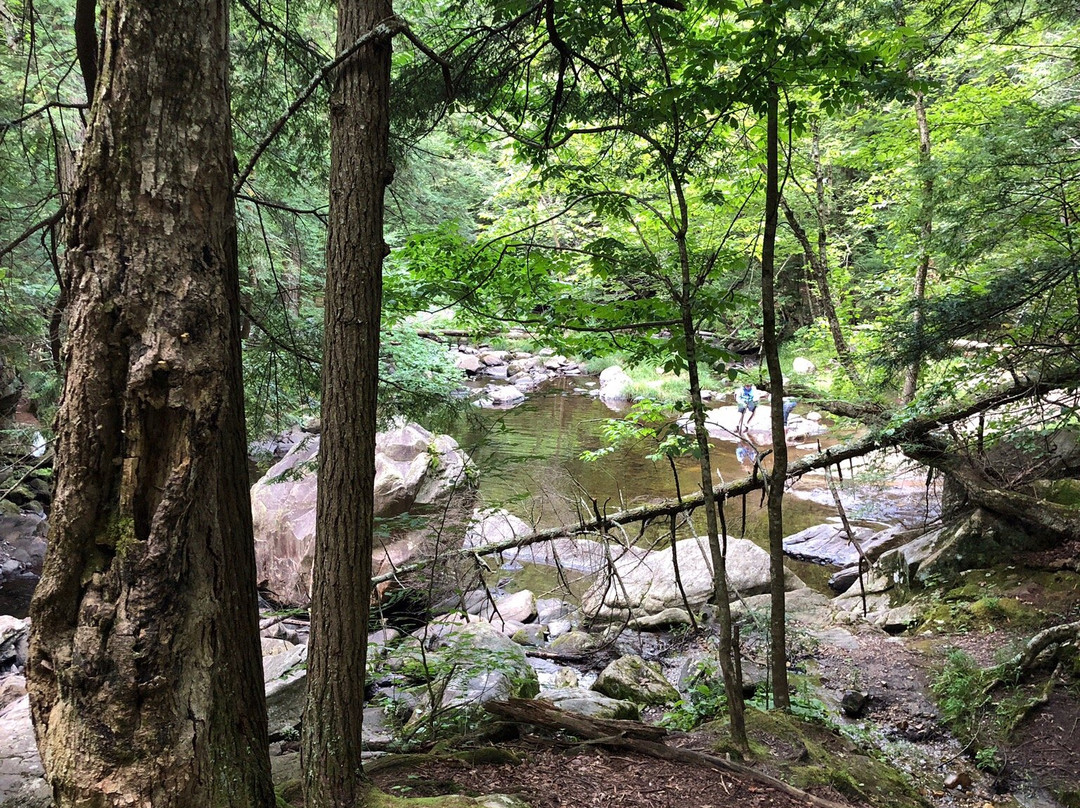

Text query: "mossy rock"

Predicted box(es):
[709, 707, 928, 808]
[1033, 479, 1080, 509]
[1053, 786, 1080, 808]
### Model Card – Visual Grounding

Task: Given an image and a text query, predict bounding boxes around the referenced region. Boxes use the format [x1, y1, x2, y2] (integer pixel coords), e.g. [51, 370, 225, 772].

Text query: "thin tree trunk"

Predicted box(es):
[671, 172, 747, 751]
[760, 74, 790, 711]
[302, 0, 393, 804]
[902, 80, 933, 403]
[27, 1, 274, 805]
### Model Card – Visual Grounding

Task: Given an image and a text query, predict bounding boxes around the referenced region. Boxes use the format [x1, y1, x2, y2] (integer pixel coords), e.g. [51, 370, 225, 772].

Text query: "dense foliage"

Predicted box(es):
[1, 0, 1077, 435]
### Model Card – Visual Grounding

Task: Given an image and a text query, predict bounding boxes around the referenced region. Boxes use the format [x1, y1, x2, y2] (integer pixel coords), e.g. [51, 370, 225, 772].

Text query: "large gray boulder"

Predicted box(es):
[581, 536, 801, 622]
[592, 655, 679, 706]
[252, 423, 473, 605]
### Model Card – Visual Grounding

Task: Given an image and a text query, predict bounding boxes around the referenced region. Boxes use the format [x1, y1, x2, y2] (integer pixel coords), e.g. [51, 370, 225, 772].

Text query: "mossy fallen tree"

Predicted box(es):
[373, 364, 1080, 586]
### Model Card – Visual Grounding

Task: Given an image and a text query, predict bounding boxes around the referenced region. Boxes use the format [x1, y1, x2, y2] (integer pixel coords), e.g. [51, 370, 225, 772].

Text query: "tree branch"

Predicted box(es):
[234, 16, 407, 193]
[372, 362, 1080, 585]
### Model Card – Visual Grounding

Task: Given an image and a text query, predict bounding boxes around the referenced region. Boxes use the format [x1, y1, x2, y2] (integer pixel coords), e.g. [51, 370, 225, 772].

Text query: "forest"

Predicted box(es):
[0, 0, 1078, 807]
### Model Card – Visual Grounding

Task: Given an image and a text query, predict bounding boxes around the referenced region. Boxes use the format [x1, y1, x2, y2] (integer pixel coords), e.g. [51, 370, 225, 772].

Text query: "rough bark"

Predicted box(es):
[301, 0, 393, 804]
[27, 1, 274, 806]
[760, 77, 790, 710]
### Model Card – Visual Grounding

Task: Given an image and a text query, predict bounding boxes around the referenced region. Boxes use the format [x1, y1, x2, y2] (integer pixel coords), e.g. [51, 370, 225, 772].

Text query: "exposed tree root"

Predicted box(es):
[996, 621, 1080, 679]
[485, 699, 854, 808]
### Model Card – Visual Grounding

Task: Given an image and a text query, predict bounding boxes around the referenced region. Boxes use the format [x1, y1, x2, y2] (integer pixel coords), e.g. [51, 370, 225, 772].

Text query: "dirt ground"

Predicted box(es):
[371, 739, 854, 808]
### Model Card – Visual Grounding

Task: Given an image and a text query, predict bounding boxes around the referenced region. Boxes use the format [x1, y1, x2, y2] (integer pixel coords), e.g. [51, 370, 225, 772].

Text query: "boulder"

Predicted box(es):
[403, 622, 539, 729]
[362, 706, 395, 751]
[0, 617, 28, 673]
[453, 351, 483, 374]
[510, 624, 546, 647]
[0, 675, 26, 713]
[464, 508, 531, 547]
[264, 642, 308, 738]
[542, 688, 640, 720]
[598, 366, 633, 402]
[480, 589, 537, 625]
[792, 357, 817, 375]
[872, 509, 1041, 593]
[543, 355, 569, 370]
[479, 350, 510, 366]
[783, 521, 879, 567]
[479, 364, 509, 380]
[479, 385, 526, 407]
[629, 607, 694, 631]
[252, 424, 473, 605]
[507, 357, 541, 375]
[547, 630, 600, 656]
[581, 536, 800, 622]
[592, 655, 679, 706]
[0, 695, 49, 808]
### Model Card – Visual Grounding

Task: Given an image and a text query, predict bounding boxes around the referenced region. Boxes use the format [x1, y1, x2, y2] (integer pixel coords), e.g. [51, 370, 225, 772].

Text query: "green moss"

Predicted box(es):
[102, 512, 142, 558]
[1053, 786, 1080, 808]
[709, 707, 928, 808]
[365, 787, 478, 808]
[1034, 479, 1080, 508]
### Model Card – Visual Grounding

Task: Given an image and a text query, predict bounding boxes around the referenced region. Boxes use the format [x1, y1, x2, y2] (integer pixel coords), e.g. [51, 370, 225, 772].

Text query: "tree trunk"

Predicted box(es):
[302, 0, 393, 804]
[27, 1, 274, 806]
[902, 79, 933, 403]
[671, 178, 747, 752]
[779, 195, 860, 390]
[760, 75, 790, 711]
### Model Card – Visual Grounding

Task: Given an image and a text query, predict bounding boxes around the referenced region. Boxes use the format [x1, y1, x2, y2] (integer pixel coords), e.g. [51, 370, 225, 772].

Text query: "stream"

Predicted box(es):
[452, 377, 931, 599]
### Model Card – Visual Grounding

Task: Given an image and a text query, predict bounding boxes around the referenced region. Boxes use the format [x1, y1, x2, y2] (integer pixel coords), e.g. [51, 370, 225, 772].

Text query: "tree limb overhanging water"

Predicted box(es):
[372, 364, 1080, 586]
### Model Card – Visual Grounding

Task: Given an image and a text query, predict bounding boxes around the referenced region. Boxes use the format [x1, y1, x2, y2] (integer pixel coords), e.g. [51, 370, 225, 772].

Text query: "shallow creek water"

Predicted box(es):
[452, 377, 893, 598]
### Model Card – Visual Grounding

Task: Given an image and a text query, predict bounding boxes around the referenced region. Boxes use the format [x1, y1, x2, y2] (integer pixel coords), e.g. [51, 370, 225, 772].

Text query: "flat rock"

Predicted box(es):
[783, 521, 878, 567]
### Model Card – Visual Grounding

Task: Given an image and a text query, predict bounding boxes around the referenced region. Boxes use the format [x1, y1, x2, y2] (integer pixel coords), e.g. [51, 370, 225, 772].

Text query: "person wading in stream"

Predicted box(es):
[736, 383, 759, 432]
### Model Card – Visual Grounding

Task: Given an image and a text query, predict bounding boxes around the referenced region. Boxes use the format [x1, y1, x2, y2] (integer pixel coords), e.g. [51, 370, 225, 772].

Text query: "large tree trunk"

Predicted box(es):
[302, 0, 393, 804]
[27, 1, 274, 806]
[760, 74, 790, 711]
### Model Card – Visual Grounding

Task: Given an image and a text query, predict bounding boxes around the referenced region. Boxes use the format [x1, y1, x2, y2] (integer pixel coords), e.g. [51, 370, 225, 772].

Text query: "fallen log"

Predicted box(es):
[373, 363, 1080, 586]
[485, 699, 853, 808]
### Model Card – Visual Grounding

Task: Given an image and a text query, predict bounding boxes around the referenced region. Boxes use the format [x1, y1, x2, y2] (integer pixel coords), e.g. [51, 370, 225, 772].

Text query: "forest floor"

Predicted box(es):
[365, 542, 1080, 808]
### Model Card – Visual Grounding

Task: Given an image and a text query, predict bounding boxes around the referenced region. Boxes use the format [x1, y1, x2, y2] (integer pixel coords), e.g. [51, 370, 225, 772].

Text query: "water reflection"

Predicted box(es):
[453, 379, 837, 557]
